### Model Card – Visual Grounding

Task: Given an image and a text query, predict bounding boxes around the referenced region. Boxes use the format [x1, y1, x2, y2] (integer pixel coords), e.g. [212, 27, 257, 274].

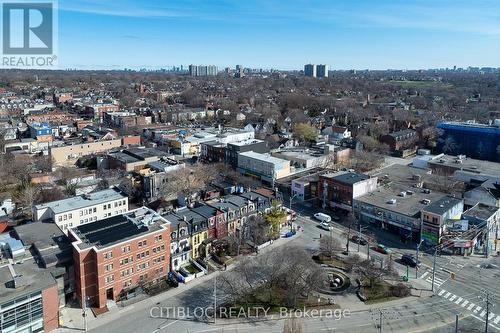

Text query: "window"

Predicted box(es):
[104, 264, 113, 272]
[68, 213, 72, 219]
[104, 251, 113, 260]
[122, 245, 131, 253]
[58, 216, 62, 222]
[105, 275, 114, 284]
[80, 210, 84, 216]
[93, 207, 97, 213]
[103, 204, 107, 210]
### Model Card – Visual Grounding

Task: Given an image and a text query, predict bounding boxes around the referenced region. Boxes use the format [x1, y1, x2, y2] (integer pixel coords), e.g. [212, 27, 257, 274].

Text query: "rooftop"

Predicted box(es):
[71, 207, 167, 250]
[13, 222, 72, 267]
[422, 196, 463, 215]
[0, 259, 56, 305]
[239, 151, 289, 166]
[322, 171, 370, 185]
[463, 203, 499, 221]
[228, 139, 265, 147]
[35, 187, 126, 215]
[355, 182, 446, 217]
[428, 154, 500, 177]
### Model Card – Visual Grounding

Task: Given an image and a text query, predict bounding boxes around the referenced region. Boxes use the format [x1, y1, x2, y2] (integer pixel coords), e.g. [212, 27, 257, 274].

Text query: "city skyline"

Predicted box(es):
[56, 0, 500, 70]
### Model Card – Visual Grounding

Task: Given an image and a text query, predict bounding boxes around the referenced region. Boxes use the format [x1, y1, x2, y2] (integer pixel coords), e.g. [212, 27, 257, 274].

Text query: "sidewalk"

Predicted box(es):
[56, 228, 301, 332]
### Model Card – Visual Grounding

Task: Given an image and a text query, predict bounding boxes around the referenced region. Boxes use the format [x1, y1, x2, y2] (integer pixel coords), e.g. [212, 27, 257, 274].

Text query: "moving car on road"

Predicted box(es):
[314, 212, 332, 223]
[401, 254, 420, 267]
[351, 235, 368, 245]
[319, 222, 333, 231]
[372, 243, 392, 255]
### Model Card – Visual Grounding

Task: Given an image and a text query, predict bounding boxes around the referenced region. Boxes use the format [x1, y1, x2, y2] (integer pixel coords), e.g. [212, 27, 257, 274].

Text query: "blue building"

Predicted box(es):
[437, 120, 500, 162]
[28, 121, 52, 139]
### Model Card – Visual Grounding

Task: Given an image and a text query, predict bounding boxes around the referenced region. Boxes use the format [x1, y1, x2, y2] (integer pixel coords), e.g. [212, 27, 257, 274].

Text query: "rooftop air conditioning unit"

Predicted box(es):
[387, 199, 397, 204]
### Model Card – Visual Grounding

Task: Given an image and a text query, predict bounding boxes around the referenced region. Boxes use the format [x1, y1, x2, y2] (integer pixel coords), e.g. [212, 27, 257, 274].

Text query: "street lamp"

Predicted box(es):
[415, 239, 424, 278]
[289, 193, 299, 231]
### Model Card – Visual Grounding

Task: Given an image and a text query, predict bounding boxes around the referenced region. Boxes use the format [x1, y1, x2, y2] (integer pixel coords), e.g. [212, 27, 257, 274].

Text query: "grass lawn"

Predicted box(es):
[183, 264, 200, 275]
[362, 279, 401, 304]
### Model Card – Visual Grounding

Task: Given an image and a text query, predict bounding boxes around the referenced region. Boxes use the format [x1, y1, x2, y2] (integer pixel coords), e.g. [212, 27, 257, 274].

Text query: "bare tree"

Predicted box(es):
[319, 235, 342, 258]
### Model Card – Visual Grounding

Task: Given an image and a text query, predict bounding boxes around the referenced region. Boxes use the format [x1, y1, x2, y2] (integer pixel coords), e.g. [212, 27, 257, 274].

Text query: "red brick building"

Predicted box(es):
[69, 207, 171, 309]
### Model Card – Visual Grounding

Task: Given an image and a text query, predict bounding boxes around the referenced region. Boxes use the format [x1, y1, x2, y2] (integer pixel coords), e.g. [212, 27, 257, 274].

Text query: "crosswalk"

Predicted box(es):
[438, 289, 500, 330]
[419, 271, 447, 288]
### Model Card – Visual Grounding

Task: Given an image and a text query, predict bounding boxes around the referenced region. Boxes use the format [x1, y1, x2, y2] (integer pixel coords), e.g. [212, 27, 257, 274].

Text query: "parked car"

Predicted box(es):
[401, 254, 420, 267]
[314, 212, 332, 223]
[167, 272, 179, 287]
[372, 244, 392, 255]
[319, 222, 333, 231]
[351, 235, 367, 245]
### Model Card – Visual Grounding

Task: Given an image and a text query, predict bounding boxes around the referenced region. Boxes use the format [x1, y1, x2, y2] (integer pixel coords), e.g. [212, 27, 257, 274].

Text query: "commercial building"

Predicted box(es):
[50, 138, 123, 166]
[225, 139, 268, 168]
[28, 121, 53, 142]
[462, 203, 500, 255]
[304, 64, 316, 77]
[421, 196, 464, 246]
[106, 147, 170, 172]
[436, 120, 500, 162]
[319, 171, 378, 212]
[0, 261, 59, 332]
[69, 207, 170, 309]
[139, 159, 185, 202]
[237, 151, 291, 185]
[33, 187, 129, 233]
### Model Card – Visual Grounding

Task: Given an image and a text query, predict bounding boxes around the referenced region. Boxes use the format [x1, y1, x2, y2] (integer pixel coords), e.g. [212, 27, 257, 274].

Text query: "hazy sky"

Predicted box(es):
[57, 0, 500, 70]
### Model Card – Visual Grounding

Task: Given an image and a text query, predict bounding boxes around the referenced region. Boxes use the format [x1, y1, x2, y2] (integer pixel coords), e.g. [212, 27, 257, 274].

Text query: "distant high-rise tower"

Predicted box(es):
[304, 64, 316, 77]
[316, 64, 329, 78]
[235, 65, 244, 78]
[189, 64, 218, 76]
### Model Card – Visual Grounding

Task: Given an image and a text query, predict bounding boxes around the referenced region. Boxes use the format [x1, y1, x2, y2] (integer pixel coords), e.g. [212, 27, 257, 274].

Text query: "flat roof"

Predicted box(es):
[228, 139, 265, 147]
[422, 196, 463, 215]
[322, 171, 370, 185]
[35, 187, 126, 214]
[428, 154, 500, 176]
[72, 207, 166, 250]
[463, 204, 499, 221]
[0, 259, 56, 305]
[355, 183, 446, 218]
[369, 164, 432, 186]
[239, 151, 289, 166]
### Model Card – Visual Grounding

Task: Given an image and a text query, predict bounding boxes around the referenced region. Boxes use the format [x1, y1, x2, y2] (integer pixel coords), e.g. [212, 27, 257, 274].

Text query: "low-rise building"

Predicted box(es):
[50, 138, 123, 166]
[33, 187, 128, 233]
[106, 147, 169, 172]
[0, 260, 59, 332]
[421, 196, 464, 246]
[225, 139, 268, 168]
[319, 171, 378, 212]
[380, 129, 419, 157]
[69, 207, 170, 309]
[237, 151, 291, 185]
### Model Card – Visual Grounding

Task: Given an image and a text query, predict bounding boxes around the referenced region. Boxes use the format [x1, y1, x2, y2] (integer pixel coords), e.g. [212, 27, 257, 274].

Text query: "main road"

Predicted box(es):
[77, 204, 499, 333]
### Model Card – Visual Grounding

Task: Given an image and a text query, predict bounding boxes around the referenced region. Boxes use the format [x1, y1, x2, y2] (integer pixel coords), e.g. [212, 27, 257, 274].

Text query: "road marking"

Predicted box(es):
[461, 300, 469, 307]
[471, 314, 500, 331]
[444, 292, 452, 299]
[468, 303, 475, 311]
[438, 289, 446, 296]
[489, 313, 496, 321]
[159, 320, 179, 330]
[454, 297, 463, 304]
[480, 311, 487, 317]
[494, 316, 500, 324]
[475, 306, 482, 313]
[420, 272, 430, 280]
[449, 295, 457, 302]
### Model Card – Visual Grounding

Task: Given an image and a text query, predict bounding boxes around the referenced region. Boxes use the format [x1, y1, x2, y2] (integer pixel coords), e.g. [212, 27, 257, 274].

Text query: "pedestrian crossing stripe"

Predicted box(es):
[461, 300, 469, 307]
[480, 311, 487, 317]
[454, 297, 463, 304]
[420, 272, 429, 280]
[488, 313, 496, 321]
[438, 289, 446, 296]
[444, 292, 451, 298]
[449, 295, 457, 302]
[475, 306, 482, 313]
[494, 316, 500, 324]
[467, 303, 475, 311]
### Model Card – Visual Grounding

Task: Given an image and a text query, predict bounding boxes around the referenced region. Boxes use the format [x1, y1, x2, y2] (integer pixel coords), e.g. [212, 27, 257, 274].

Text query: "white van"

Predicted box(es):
[314, 212, 332, 223]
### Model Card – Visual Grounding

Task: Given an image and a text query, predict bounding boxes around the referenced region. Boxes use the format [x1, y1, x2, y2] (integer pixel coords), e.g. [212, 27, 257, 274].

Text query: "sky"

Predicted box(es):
[56, 0, 500, 70]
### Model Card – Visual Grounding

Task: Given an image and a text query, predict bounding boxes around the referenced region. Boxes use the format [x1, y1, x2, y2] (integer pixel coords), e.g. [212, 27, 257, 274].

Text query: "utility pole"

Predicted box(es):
[431, 248, 437, 293]
[213, 276, 217, 325]
[379, 309, 383, 333]
[480, 290, 496, 333]
[455, 314, 459, 333]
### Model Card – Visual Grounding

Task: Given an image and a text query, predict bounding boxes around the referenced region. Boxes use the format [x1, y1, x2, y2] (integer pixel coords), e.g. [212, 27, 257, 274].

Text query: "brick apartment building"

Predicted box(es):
[69, 207, 170, 309]
[380, 129, 419, 157]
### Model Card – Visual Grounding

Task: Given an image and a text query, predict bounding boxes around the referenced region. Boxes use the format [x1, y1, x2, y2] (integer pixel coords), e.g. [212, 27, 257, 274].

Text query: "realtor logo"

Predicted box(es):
[3, 2, 53, 54]
[1, 1, 57, 67]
